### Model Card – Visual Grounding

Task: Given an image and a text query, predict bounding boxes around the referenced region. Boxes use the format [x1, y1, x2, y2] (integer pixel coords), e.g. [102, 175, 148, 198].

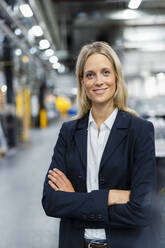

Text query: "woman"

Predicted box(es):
[42, 41, 158, 248]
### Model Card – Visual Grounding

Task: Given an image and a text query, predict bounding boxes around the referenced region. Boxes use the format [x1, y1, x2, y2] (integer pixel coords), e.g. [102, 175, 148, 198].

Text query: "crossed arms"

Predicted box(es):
[48, 168, 130, 206]
[42, 120, 156, 229]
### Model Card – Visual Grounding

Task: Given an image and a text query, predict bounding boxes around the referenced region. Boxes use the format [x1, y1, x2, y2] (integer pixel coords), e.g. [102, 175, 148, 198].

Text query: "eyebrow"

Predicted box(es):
[84, 67, 111, 74]
[84, 70, 93, 74]
[101, 67, 111, 71]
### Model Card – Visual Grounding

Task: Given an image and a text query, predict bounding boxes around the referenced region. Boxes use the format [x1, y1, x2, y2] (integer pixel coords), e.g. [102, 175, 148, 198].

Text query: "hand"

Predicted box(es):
[108, 190, 131, 206]
[48, 168, 75, 192]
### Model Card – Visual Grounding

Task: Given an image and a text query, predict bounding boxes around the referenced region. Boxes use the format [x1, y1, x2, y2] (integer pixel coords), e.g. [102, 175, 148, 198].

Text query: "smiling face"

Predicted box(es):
[81, 53, 117, 108]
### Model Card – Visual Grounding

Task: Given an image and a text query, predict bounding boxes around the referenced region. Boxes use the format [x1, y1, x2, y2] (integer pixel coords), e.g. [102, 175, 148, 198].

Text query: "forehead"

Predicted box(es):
[84, 53, 113, 71]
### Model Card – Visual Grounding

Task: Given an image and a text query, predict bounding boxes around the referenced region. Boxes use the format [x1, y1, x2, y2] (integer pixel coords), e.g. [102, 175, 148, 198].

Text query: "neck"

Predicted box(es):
[91, 101, 115, 129]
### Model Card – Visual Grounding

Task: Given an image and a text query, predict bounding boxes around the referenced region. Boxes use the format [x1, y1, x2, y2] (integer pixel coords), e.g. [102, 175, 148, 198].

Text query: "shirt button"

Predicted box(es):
[98, 214, 103, 220]
[89, 214, 95, 220]
[99, 178, 105, 186]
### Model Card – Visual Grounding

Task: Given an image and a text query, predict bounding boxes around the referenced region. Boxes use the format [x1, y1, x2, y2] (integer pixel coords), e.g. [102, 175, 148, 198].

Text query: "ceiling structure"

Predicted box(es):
[0, 0, 165, 102]
[1, 0, 165, 74]
[32, 0, 165, 70]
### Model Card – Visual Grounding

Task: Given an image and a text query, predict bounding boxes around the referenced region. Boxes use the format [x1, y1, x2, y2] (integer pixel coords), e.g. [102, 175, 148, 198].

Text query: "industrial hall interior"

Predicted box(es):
[0, 0, 165, 247]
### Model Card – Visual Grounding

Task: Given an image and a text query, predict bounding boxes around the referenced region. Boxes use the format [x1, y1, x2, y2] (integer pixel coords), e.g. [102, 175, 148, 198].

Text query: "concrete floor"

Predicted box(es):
[0, 120, 63, 248]
[0, 119, 165, 248]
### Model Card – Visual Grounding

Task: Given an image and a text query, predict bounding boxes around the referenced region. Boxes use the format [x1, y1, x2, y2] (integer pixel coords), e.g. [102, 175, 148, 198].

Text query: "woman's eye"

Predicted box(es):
[104, 70, 110, 76]
[86, 73, 93, 79]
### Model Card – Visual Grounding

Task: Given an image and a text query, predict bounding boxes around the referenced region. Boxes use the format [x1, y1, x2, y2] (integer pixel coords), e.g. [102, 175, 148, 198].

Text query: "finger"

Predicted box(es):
[49, 169, 65, 181]
[49, 168, 62, 175]
[54, 174, 66, 187]
[53, 168, 69, 183]
[53, 168, 66, 177]
[48, 174, 58, 184]
[51, 169, 74, 192]
[48, 174, 65, 189]
[48, 180, 59, 191]
[49, 170, 56, 177]
[49, 170, 60, 180]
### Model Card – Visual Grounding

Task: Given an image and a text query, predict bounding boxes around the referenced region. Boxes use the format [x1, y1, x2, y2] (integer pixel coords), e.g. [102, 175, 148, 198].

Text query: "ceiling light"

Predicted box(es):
[109, 9, 141, 20]
[58, 64, 65, 73]
[14, 28, 22, 36]
[1, 85, 7, 93]
[22, 56, 29, 63]
[157, 73, 165, 80]
[19, 4, 33, 17]
[128, 0, 142, 9]
[45, 49, 54, 57]
[52, 62, 61, 69]
[31, 26, 43, 37]
[140, 43, 165, 52]
[123, 27, 164, 42]
[39, 39, 50, 50]
[15, 49, 22, 56]
[49, 56, 58, 64]
[30, 47, 37, 54]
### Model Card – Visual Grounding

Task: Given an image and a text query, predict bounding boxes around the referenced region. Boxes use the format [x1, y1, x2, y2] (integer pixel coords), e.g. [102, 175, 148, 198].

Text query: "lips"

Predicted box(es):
[93, 88, 107, 95]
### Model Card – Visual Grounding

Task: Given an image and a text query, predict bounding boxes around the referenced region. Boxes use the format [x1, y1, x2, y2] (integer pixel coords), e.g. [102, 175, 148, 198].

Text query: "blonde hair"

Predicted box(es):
[75, 41, 137, 118]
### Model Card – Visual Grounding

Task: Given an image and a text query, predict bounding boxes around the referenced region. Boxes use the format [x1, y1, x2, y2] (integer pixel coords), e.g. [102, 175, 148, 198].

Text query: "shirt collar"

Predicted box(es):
[88, 110, 95, 127]
[88, 108, 118, 129]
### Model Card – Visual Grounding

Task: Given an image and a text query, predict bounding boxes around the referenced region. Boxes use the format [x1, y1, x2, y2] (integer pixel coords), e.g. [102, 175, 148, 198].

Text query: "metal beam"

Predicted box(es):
[0, 20, 29, 56]
[0, 0, 51, 69]
[0, 0, 32, 45]
[31, 0, 61, 49]
[29, 0, 57, 51]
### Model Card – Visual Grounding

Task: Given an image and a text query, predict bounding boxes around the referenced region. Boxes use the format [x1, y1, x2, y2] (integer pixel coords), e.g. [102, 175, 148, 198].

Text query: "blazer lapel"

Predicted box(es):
[99, 110, 131, 171]
[74, 113, 89, 169]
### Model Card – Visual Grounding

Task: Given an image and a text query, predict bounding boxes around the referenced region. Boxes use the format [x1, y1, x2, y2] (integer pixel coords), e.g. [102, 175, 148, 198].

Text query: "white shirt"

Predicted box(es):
[84, 108, 118, 240]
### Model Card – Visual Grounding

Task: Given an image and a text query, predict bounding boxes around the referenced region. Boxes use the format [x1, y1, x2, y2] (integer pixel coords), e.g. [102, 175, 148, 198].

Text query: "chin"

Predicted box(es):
[91, 95, 115, 105]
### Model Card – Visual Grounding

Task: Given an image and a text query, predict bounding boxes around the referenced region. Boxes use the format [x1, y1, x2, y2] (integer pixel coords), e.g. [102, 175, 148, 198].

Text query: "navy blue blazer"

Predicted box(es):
[42, 110, 159, 248]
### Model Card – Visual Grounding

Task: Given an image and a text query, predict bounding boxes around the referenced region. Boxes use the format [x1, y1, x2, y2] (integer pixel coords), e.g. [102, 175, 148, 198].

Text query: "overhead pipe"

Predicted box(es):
[0, 0, 51, 69]
[29, 0, 59, 50]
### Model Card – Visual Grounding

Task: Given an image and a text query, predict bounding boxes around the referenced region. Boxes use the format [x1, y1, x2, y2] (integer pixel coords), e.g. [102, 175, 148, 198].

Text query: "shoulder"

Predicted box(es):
[56, 119, 78, 145]
[131, 113, 153, 130]
[61, 112, 89, 131]
[122, 111, 154, 136]
[61, 118, 79, 133]
[60, 118, 78, 138]
[121, 111, 153, 128]
[59, 113, 88, 139]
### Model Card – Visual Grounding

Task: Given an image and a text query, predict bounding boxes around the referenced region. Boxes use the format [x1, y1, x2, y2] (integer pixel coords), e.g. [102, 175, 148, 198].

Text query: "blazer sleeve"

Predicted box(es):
[108, 120, 157, 229]
[42, 122, 110, 226]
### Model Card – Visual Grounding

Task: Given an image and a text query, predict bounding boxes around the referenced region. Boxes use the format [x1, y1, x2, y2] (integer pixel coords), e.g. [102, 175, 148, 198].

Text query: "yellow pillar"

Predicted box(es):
[16, 87, 31, 141]
[40, 108, 47, 128]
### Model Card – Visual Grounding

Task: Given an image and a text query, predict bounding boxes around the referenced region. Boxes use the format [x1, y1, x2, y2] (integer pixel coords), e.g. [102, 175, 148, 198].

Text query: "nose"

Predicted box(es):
[94, 73, 104, 86]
